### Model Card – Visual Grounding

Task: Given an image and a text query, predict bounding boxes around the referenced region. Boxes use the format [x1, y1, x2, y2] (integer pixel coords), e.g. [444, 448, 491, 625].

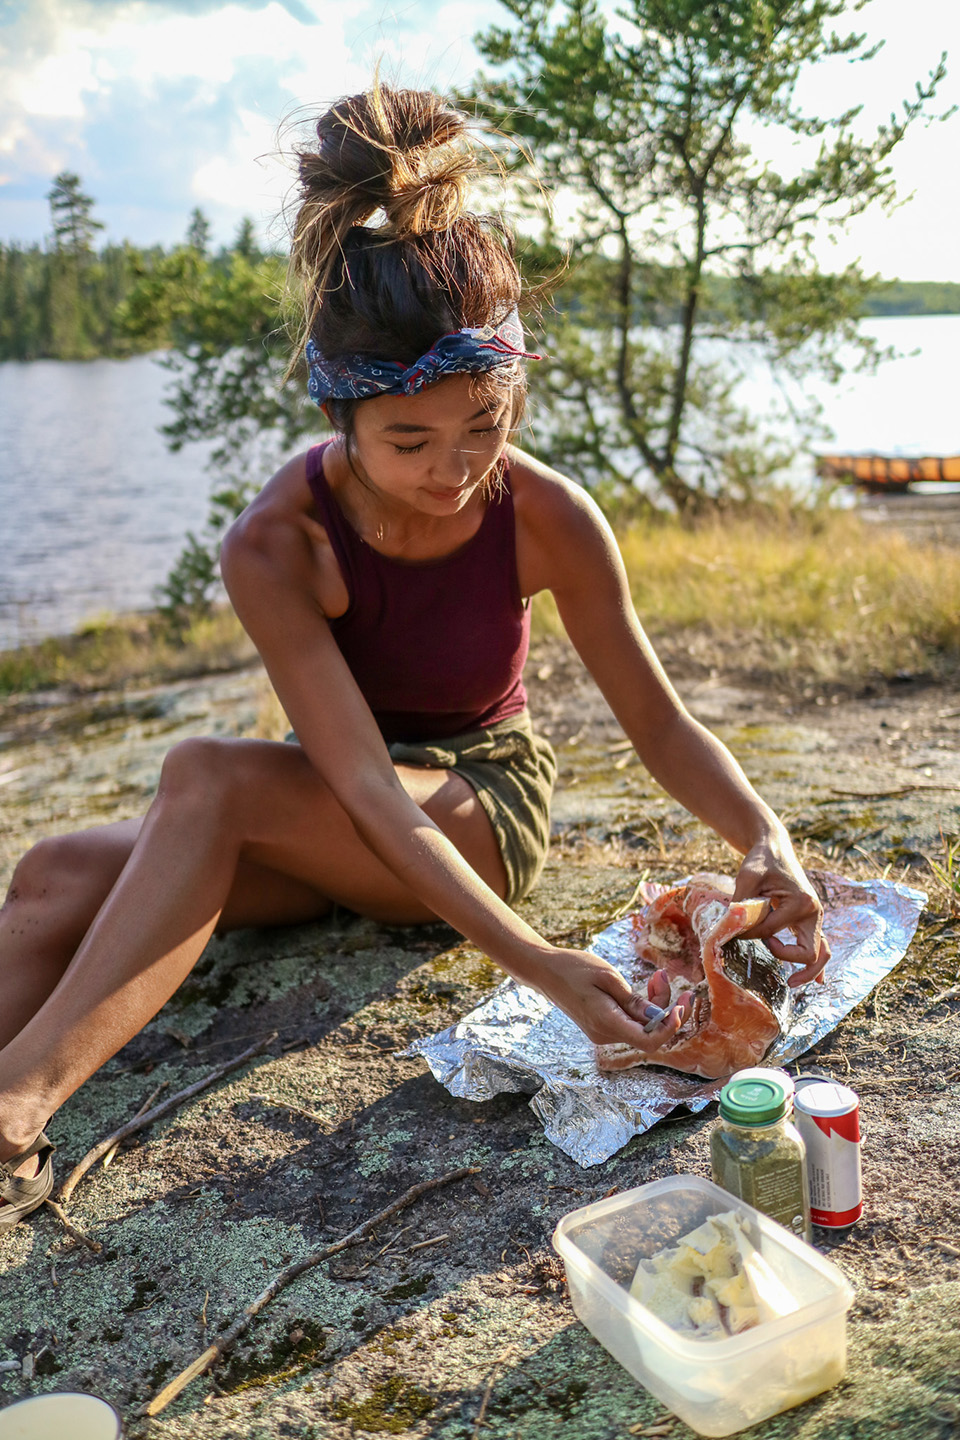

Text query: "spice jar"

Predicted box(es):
[710, 1076, 812, 1243]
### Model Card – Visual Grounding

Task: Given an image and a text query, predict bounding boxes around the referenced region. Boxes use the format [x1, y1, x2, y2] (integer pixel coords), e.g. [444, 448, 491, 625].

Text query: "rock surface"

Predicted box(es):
[0, 641, 958, 1439]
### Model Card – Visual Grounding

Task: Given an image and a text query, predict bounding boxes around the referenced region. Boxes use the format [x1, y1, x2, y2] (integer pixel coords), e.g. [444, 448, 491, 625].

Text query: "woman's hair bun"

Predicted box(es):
[299, 85, 473, 239]
[287, 82, 526, 379]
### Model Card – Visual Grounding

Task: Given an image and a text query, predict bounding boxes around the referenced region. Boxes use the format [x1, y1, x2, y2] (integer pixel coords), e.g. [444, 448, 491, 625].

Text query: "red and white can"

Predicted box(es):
[793, 1080, 862, 1228]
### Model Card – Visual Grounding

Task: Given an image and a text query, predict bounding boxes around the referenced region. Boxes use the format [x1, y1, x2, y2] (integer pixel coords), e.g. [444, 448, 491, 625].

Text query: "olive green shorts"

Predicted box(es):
[388, 711, 557, 906]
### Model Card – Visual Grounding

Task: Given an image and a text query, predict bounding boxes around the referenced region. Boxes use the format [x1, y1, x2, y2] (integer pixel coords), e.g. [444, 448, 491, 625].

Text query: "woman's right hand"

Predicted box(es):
[530, 948, 689, 1052]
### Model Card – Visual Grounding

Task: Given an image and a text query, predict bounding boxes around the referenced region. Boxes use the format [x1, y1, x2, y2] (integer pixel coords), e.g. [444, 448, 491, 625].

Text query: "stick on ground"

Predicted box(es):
[42, 1199, 102, 1253]
[144, 1164, 481, 1417]
[58, 1034, 276, 1204]
[102, 1082, 166, 1170]
[471, 1348, 512, 1439]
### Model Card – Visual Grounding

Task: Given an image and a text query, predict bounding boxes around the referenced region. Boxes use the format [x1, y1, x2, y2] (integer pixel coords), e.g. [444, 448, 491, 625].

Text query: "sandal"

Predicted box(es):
[0, 1133, 56, 1233]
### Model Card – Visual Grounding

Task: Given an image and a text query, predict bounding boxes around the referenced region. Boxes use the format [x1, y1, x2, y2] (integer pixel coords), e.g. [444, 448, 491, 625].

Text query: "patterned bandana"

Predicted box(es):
[305, 309, 540, 407]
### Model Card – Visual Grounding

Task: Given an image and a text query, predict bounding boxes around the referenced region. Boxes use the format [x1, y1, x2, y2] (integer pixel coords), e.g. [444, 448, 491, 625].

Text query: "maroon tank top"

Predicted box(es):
[305, 443, 530, 744]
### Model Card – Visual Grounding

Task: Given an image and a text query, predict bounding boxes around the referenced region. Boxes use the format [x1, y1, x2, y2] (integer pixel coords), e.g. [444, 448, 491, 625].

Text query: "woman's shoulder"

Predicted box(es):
[221, 446, 348, 615]
[223, 450, 311, 557]
[507, 445, 617, 595]
[507, 446, 608, 527]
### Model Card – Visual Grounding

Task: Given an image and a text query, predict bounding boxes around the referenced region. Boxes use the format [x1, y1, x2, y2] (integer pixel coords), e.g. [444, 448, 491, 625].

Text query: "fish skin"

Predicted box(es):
[597, 875, 792, 1080]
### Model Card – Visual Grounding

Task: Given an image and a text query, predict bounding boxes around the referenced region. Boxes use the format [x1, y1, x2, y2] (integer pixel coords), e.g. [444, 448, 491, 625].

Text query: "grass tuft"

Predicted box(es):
[0, 607, 255, 697]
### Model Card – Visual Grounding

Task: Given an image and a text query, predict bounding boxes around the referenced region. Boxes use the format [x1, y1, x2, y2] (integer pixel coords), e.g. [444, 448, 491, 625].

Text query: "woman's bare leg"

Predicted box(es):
[0, 818, 338, 1053]
[0, 735, 507, 1163]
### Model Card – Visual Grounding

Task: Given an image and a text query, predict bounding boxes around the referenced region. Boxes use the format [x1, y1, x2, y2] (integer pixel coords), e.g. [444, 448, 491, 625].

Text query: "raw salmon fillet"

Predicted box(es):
[597, 874, 791, 1080]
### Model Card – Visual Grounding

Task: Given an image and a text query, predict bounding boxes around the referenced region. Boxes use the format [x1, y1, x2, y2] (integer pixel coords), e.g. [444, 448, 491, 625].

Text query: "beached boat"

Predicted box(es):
[816, 453, 960, 491]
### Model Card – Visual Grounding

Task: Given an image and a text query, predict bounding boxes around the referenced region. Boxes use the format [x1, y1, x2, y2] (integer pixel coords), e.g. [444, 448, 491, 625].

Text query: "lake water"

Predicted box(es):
[1, 315, 958, 650]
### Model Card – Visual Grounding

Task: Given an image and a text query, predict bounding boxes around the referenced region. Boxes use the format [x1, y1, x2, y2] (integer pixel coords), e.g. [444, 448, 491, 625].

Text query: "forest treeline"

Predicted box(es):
[0, 173, 274, 362]
[2, 172, 959, 364]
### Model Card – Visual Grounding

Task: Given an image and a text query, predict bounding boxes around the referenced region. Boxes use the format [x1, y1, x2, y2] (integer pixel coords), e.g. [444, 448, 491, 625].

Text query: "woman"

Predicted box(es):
[0, 86, 827, 1230]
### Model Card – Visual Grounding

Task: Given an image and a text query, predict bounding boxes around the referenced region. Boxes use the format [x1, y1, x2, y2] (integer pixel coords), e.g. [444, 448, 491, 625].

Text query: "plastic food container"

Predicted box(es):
[552, 1174, 854, 1438]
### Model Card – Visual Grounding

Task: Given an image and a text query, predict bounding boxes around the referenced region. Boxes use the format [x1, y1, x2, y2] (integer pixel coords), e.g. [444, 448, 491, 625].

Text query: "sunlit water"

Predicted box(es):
[1, 316, 958, 649]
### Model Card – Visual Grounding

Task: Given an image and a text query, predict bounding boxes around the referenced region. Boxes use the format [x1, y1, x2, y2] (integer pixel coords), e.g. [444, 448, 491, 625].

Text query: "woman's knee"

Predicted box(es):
[156, 736, 304, 837]
[156, 735, 240, 808]
[6, 835, 78, 905]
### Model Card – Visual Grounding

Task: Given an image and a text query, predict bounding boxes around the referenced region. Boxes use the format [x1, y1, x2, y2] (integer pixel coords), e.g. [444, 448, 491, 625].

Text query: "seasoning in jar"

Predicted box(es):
[710, 1076, 812, 1243]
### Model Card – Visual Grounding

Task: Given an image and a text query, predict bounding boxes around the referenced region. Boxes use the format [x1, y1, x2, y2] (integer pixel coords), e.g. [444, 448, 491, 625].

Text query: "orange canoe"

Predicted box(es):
[816, 454, 960, 490]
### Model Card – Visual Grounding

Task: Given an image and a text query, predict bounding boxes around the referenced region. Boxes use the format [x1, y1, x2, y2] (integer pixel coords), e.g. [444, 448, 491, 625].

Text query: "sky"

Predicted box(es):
[0, 0, 958, 281]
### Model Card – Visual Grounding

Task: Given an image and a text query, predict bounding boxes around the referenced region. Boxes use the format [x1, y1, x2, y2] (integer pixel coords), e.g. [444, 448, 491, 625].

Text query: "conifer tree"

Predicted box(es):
[45, 172, 105, 358]
[186, 207, 212, 255]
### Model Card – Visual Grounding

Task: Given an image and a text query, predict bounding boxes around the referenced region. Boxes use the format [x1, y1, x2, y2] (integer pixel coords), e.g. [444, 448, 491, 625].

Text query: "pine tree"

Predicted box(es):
[47, 173, 104, 257]
[45, 172, 105, 358]
[232, 217, 260, 262]
[186, 208, 212, 255]
[466, 0, 948, 510]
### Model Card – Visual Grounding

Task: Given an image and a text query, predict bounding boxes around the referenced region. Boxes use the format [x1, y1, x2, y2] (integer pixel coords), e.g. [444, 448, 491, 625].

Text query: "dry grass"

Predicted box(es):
[4, 507, 959, 698]
[0, 607, 256, 697]
[534, 506, 960, 684]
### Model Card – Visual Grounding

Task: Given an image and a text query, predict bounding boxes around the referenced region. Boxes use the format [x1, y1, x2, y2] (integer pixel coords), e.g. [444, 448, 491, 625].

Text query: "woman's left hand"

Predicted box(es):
[732, 835, 830, 986]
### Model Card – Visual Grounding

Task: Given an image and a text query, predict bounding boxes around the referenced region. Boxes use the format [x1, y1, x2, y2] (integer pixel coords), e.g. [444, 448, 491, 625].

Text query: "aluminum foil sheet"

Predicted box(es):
[404, 873, 927, 1167]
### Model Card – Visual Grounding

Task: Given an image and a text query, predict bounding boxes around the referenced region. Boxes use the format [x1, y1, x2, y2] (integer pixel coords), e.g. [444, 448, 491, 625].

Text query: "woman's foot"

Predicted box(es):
[0, 1134, 56, 1232]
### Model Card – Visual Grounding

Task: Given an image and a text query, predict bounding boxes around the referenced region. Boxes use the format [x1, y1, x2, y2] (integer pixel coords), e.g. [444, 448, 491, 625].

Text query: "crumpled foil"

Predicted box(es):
[404, 873, 927, 1167]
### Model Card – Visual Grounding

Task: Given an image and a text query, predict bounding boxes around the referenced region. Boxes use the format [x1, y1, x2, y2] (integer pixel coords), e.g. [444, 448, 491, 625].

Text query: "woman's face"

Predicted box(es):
[347, 374, 512, 516]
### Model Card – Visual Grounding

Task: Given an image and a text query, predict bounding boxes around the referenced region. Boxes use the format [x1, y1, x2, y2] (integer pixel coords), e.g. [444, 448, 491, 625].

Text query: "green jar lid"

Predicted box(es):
[719, 1076, 788, 1125]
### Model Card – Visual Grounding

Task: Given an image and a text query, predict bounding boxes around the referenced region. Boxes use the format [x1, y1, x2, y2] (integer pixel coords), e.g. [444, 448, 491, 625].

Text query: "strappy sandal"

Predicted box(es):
[0, 1133, 56, 1233]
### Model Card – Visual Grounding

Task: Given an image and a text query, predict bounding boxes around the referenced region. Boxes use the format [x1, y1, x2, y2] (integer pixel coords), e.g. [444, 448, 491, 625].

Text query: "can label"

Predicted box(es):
[794, 1082, 862, 1227]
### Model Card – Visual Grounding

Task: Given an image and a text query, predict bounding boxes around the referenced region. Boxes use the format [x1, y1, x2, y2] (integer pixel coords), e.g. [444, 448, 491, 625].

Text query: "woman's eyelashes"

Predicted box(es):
[392, 421, 506, 456]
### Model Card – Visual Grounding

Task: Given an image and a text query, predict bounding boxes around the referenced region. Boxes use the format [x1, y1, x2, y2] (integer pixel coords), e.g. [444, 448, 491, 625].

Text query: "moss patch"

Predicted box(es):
[218, 1319, 329, 1395]
[382, 1272, 433, 1304]
[333, 1376, 436, 1433]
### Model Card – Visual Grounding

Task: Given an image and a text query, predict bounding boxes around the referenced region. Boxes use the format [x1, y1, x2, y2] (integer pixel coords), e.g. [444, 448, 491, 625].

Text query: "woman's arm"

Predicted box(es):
[511, 450, 827, 983]
[220, 456, 687, 1048]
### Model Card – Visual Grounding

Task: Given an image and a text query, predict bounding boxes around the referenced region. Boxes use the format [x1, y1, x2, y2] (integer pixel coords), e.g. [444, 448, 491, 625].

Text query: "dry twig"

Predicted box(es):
[102, 1083, 166, 1170]
[250, 1092, 330, 1126]
[926, 985, 960, 1012]
[144, 1164, 480, 1417]
[43, 1198, 102, 1253]
[471, 1349, 512, 1438]
[408, 1233, 449, 1253]
[828, 784, 960, 801]
[59, 1034, 276, 1204]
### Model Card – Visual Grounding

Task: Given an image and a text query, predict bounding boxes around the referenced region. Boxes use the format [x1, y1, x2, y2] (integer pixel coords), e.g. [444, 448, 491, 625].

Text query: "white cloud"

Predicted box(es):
[0, 0, 957, 278]
[0, 0, 369, 242]
[190, 104, 291, 230]
[16, 46, 101, 118]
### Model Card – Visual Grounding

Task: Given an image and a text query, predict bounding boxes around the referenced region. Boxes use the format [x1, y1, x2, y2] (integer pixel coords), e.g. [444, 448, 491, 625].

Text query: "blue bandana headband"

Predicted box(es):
[305, 309, 540, 406]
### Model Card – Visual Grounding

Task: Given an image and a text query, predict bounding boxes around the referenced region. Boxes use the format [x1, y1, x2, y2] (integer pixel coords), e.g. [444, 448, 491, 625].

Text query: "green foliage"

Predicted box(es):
[861, 279, 960, 317]
[47, 172, 104, 256]
[153, 476, 264, 637]
[119, 243, 309, 466]
[185, 206, 212, 255]
[119, 237, 320, 635]
[0, 609, 252, 697]
[465, 0, 948, 511]
[0, 174, 167, 361]
[928, 834, 960, 914]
